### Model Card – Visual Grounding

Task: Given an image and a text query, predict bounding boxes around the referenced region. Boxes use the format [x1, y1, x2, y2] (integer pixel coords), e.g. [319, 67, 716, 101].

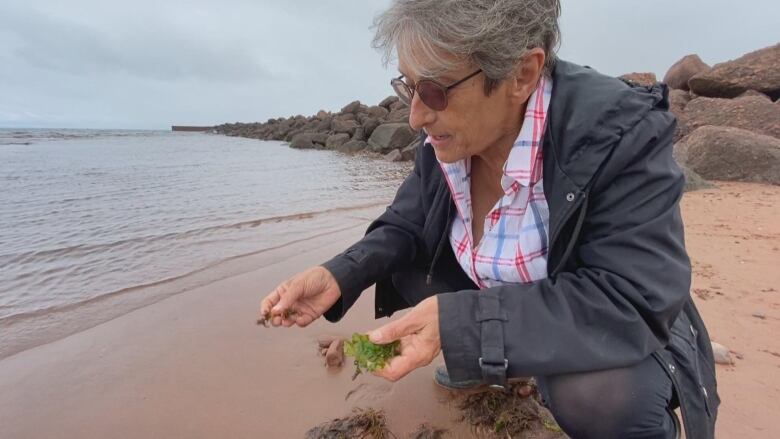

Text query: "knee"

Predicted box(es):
[540, 367, 675, 438]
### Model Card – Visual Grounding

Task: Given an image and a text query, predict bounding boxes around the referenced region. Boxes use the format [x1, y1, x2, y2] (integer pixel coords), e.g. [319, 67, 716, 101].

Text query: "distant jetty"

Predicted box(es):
[171, 126, 213, 132]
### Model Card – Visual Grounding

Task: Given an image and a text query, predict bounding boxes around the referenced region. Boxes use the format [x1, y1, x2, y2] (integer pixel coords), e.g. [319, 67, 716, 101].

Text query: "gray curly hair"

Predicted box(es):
[372, 0, 561, 94]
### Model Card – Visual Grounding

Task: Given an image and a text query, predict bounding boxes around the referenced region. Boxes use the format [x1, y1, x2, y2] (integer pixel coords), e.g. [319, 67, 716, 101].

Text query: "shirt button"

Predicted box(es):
[566, 192, 576, 202]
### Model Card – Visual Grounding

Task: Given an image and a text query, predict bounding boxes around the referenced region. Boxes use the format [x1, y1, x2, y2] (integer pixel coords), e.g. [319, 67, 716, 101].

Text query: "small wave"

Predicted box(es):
[0, 202, 386, 265]
[0, 221, 366, 329]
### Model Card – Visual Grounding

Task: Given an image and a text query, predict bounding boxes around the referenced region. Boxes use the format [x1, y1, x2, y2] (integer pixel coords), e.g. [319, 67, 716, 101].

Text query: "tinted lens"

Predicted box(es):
[391, 79, 413, 106]
[417, 80, 447, 111]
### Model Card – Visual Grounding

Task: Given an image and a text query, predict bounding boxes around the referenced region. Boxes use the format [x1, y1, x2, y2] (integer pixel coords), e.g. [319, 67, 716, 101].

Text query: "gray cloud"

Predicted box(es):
[0, 0, 777, 129]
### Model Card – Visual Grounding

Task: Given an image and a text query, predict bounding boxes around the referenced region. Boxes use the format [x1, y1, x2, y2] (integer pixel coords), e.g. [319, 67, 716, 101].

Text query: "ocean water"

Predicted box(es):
[0, 129, 410, 358]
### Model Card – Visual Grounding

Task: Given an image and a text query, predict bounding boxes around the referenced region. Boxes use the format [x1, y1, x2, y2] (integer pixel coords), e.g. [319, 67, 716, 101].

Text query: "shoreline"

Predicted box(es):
[0, 204, 388, 362]
[0, 182, 778, 437]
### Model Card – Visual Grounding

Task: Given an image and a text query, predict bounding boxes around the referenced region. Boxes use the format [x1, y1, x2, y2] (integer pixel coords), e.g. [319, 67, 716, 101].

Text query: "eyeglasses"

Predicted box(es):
[390, 69, 482, 111]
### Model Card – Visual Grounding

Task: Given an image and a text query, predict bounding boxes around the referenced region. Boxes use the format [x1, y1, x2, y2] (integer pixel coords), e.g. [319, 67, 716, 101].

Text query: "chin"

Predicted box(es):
[431, 144, 465, 164]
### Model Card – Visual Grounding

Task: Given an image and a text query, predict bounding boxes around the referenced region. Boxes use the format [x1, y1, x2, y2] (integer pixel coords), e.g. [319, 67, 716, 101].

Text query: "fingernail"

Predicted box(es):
[368, 331, 381, 343]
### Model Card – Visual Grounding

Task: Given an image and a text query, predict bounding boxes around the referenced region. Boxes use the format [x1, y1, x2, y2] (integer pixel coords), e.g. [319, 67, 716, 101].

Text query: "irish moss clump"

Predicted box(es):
[256, 309, 298, 327]
[457, 380, 566, 438]
[343, 333, 400, 380]
[305, 407, 391, 439]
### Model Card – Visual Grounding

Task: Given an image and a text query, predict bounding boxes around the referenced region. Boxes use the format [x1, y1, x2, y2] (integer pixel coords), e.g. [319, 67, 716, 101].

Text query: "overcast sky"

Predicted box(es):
[0, 0, 777, 130]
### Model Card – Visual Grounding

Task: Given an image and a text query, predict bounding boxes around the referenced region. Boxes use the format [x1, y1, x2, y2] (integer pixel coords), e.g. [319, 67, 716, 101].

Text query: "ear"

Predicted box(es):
[507, 48, 546, 101]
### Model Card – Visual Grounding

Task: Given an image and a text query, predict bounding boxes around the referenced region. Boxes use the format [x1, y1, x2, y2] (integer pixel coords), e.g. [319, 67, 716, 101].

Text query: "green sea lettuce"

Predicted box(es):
[343, 333, 400, 380]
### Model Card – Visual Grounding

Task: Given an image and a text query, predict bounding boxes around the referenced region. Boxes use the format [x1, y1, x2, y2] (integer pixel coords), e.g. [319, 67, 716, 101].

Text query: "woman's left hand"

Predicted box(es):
[367, 295, 441, 382]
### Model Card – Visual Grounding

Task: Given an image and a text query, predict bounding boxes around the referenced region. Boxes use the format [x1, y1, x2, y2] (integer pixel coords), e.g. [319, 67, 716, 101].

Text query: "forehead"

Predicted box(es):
[396, 39, 469, 80]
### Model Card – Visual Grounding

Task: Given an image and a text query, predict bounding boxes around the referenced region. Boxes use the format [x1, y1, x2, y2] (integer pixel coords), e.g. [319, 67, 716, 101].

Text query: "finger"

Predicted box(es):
[271, 281, 302, 314]
[373, 353, 418, 382]
[272, 315, 282, 327]
[260, 289, 281, 316]
[296, 313, 314, 328]
[368, 315, 421, 344]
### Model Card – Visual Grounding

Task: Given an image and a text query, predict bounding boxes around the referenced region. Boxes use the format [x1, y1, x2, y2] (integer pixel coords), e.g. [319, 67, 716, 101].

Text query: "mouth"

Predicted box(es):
[427, 133, 452, 149]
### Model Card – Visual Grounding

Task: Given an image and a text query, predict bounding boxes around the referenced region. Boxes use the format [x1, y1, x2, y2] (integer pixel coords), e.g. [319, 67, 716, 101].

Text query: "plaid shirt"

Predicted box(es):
[435, 77, 553, 289]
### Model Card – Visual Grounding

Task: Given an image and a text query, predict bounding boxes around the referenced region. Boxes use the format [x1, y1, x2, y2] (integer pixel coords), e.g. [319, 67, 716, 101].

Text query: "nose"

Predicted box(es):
[407, 92, 436, 132]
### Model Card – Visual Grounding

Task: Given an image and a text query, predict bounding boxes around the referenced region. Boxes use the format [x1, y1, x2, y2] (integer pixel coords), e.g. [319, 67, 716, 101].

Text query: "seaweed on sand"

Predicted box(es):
[456, 380, 566, 438]
[305, 407, 393, 439]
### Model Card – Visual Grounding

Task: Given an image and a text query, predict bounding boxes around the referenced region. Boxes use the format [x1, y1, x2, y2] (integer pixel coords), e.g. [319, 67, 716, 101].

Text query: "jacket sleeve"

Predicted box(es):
[438, 110, 692, 380]
[320, 143, 426, 322]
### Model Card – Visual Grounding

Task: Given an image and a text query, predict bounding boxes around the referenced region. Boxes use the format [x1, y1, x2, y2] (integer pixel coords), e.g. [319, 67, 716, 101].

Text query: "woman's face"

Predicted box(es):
[397, 50, 543, 164]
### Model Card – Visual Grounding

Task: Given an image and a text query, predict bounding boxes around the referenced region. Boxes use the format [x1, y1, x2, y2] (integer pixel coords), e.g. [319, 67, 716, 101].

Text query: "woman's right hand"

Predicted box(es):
[259, 266, 341, 328]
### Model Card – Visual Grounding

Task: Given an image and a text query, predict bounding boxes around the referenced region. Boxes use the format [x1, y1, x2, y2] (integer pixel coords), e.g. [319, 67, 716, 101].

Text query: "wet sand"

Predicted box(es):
[0, 182, 778, 438]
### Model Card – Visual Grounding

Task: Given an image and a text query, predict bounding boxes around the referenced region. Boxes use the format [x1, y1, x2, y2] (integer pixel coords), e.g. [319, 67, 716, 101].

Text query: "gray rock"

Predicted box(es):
[289, 135, 315, 149]
[663, 55, 711, 91]
[332, 119, 360, 136]
[340, 100, 362, 115]
[386, 107, 411, 123]
[689, 43, 780, 99]
[675, 126, 780, 185]
[337, 140, 367, 154]
[710, 342, 734, 365]
[384, 149, 403, 162]
[368, 123, 417, 154]
[379, 95, 399, 109]
[325, 133, 350, 149]
[683, 95, 780, 139]
[401, 138, 420, 161]
[352, 127, 366, 142]
[289, 132, 327, 149]
[681, 164, 715, 192]
[361, 118, 381, 138]
[316, 110, 330, 119]
[366, 105, 390, 119]
[389, 100, 407, 112]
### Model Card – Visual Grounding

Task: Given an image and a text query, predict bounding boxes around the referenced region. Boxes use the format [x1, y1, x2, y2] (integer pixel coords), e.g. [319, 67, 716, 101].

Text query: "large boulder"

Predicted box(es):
[669, 89, 692, 115]
[366, 105, 390, 119]
[683, 95, 780, 139]
[289, 132, 328, 149]
[619, 72, 658, 87]
[325, 133, 350, 149]
[332, 118, 360, 136]
[680, 164, 715, 192]
[663, 55, 711, 91]
[688, 43, 780, 99]
[674, 126, 780, 185]
[361, 117, 381, 138]
[367, 123, 417, 154]
[386, 107, 411, 123]
[340, 100, 362, 114]
[379, 96, 399, 109]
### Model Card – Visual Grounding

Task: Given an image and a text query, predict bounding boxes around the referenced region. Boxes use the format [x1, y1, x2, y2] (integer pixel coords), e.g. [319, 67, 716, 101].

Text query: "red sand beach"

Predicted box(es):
[0, 182, 778, 438]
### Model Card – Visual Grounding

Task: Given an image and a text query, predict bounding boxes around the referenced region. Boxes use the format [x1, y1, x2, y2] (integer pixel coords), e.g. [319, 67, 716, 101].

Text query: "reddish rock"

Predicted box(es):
[325, 339, 344, 368]
[674, 126, 780, 185]
[737, 90, 772, 100]
[619, 72, 658, 87]
[663, 55, 710, 91]
[689, 43, 780, 99]
[683, 95, 780, 139]
[340, 100, 362, 114]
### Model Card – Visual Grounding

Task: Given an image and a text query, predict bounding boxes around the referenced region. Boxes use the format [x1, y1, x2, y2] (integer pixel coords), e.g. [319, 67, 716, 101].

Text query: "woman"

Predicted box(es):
[260, 1, 719, 437]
